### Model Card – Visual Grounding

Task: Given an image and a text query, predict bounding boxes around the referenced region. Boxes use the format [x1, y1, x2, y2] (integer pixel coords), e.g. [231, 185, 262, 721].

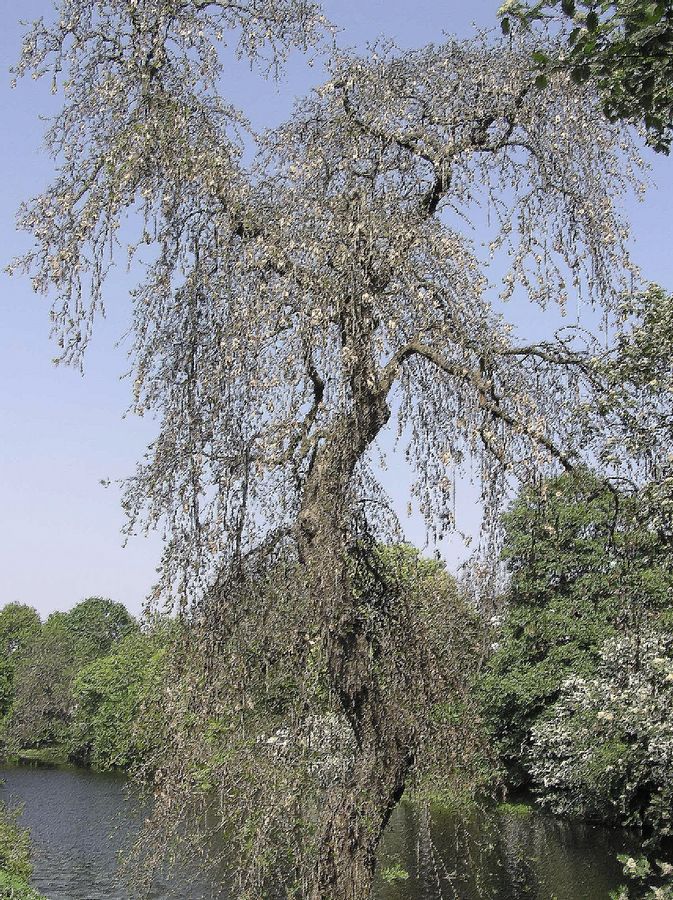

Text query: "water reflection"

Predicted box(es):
[1, 765, 640, 900]
[377, 800, 640, 900]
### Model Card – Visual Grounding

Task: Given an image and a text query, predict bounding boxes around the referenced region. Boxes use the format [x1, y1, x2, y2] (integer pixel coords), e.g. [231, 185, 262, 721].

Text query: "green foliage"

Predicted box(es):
[372, 549, 499, 805]
[0, 607, 41, 661]
[480, 468, 673, 781]
[69, 631, 167, 770]
[0, 804, 31, 881]
[611, 854, 673, 898]
[0, 606, 41, 726]
[0, 871, 47, 900]
[597, 286, 673, 467]
[5, 598, 139, 752]
[0, 803, 47, 900]
[380, 863, 410, 883]
[0, 597, 176, 773]
[8, 612, 75, 748]
[611, 287, 673, 394]
[182, 545, 492, 797]
[497, 801, 534, 817]
[0, 663, 13, 729]
[498, 0, 673, 152]
[64, 597, 137, 661]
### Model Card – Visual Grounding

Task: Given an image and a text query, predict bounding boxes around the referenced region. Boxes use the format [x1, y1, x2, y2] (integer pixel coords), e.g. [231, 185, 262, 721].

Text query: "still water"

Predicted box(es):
[1, 763, 640, 900]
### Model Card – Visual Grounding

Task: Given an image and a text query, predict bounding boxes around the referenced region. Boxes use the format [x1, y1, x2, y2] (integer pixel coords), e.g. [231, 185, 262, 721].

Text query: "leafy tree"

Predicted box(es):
[498, 0, 673, 152]
[9, 613, 75, 748]
[69, 630, 166, 770]
[612, 852, 673, 898]
[65, 596, 137, 661]
[0, 605, 41, 725]
[0, 606, 41, 660]
[481, 469, 673, 781]
[0, 663, 13, 729]
[599, 285, 673, 469]
[529, 630, 673, 835]
[7, 599, 137, 750]
[11, 1, 668, 896]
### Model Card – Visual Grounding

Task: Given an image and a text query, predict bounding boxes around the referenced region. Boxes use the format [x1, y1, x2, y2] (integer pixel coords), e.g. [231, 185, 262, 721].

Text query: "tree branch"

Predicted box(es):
[381, 340, 575, 471]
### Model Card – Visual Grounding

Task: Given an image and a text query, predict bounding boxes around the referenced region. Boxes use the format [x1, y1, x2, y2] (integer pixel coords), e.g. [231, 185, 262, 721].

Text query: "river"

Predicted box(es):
[1, 762, 640, 899]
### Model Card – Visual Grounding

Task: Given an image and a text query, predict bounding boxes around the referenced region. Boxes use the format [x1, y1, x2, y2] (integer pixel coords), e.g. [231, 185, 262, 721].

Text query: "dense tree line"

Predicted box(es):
[0, 557, 486, 785]
[5, 475, 673, 824]
[480, 468, 673, 897]
[0, 598, 166, 771]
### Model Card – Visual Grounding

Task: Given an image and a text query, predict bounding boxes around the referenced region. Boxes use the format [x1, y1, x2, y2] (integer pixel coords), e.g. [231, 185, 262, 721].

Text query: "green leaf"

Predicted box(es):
[570, 64, 591, 83]
[501, 16, 511, 34]
[586, 10, 599, 31]
[535, 73, 549, 89]
[532, 50, 549, 65]
[561, 0, 576, 16]
[568, 26, 582, 46]
[644, 3, 664, 24]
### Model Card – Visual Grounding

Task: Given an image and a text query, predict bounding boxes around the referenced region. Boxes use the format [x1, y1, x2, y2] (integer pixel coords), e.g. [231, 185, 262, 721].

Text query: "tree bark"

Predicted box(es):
[296, 391, 415, 900]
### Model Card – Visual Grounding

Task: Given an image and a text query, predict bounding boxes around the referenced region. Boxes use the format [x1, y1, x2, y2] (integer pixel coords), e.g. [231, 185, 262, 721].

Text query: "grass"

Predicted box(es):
[496, 801, 534, 817]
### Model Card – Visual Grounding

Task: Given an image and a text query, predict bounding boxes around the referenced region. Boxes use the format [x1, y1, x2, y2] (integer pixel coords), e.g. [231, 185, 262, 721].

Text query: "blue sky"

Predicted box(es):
[1, 0, 672, 617]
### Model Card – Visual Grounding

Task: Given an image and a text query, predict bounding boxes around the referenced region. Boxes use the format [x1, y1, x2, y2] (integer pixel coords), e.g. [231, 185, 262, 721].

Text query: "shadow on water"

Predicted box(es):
[15, 755, 59, 769]
[1, 765, 641, 900]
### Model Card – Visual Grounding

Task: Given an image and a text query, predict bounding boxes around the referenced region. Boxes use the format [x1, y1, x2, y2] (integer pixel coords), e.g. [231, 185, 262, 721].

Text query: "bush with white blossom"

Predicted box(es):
[530, 628, 673, 837]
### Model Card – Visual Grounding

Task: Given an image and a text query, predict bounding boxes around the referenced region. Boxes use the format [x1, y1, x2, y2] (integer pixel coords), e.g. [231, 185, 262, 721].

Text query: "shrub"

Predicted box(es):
[529, 630, 673, 836]
[481, 469, 673, 782]
[0, 801, 46, 900]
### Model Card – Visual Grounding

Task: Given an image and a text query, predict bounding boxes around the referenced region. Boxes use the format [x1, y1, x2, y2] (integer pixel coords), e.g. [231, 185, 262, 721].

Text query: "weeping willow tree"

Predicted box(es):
[10, 1, 663, 897]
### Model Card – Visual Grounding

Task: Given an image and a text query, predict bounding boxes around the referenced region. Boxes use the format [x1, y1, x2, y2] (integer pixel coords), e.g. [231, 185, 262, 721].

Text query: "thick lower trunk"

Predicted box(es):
[296, 395, 414, 900]
[309, 736, 412, 900]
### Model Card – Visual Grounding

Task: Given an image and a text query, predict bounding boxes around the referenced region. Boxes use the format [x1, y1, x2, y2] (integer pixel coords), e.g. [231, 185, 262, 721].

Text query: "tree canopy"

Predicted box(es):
[0, 605, 41, 722]
[481, 469, 673, 781]
[0, 606, 40, 660]
[6, 598, 137, 749]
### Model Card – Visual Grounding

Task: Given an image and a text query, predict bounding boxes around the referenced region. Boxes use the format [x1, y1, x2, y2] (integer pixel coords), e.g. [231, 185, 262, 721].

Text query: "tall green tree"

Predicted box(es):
[69, 630, 166, 770]
[65, 596, 137, 661]
[0, 605, 41, 660]
[481, 468, 673, 781]
[8, 599, 138, 750]
[9, 613, 74, 748]
[0, 605, 41, 725]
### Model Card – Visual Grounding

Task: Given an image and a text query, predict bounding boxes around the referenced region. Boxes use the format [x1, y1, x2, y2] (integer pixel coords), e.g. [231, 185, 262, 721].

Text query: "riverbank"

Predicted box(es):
[2, 748, 70, 769]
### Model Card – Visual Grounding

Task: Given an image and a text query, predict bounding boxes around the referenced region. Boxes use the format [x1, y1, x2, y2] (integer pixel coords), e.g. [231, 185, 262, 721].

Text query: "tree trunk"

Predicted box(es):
[296, 392, 415, 900]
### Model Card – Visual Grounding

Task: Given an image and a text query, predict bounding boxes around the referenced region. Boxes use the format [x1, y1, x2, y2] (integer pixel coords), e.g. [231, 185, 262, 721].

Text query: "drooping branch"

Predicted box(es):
[382, 340, 575, 471]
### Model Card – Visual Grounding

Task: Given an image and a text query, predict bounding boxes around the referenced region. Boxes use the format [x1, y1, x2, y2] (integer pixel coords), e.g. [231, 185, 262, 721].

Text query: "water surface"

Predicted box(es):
[377, 799, 639, 899]
[1, 764, 641, 899]
[1, 763, 225, 899]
